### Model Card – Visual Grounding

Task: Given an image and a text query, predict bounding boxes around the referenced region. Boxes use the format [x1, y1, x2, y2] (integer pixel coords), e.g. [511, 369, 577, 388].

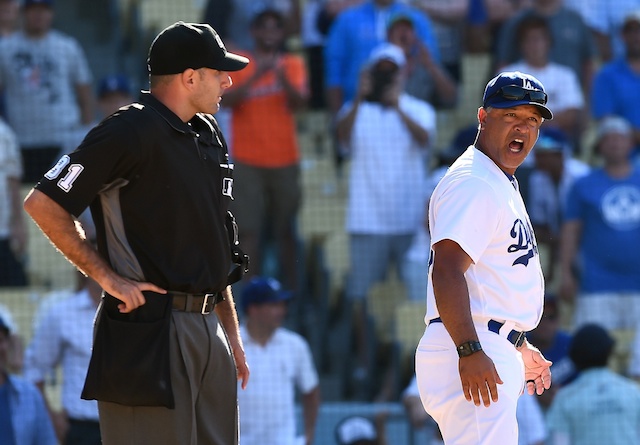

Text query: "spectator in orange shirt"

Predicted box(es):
[224, 7, 308, 295]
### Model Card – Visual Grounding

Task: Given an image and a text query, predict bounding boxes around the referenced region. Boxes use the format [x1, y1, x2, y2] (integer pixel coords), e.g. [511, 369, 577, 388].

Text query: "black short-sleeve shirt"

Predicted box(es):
[36, 92, 234, 293]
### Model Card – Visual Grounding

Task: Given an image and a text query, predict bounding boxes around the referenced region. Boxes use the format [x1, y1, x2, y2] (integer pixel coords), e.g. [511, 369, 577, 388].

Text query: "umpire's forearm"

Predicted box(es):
[23, 189, 116, 285]
[215, 286, 243, 349]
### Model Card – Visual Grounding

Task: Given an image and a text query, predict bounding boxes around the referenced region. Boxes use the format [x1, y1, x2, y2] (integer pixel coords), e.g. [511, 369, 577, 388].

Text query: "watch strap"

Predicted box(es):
[457, 340, 483, 358]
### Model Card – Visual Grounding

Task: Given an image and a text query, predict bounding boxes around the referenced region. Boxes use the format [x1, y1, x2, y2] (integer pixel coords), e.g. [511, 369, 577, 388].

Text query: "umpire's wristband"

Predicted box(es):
[457, 340, 483, 358]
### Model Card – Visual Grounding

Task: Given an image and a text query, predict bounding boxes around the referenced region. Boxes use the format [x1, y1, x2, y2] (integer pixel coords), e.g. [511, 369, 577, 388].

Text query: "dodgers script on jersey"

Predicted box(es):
[425, 146, 544, 332]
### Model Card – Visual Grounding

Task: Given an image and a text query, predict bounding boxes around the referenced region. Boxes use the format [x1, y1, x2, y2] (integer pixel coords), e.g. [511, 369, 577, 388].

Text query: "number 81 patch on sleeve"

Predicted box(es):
[45, 154, 85, 192]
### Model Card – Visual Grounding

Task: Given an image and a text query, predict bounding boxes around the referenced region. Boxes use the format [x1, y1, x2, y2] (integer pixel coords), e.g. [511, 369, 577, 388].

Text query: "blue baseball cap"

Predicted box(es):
[98, 74, 132, 98]
[241, 276, 292, 312]
[483, 71, 553, 120]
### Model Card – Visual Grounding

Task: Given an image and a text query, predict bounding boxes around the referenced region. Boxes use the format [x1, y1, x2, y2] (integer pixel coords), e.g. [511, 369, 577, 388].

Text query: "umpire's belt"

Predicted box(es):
[428, 317, 526, 348]
[169, 291, 224, 315]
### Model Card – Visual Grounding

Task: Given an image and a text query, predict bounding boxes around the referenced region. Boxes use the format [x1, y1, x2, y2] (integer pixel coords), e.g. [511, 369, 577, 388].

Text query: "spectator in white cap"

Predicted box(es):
[335, 415, 386, 445]
[335, 41, 436, 401]
[560, 115, 640, 337]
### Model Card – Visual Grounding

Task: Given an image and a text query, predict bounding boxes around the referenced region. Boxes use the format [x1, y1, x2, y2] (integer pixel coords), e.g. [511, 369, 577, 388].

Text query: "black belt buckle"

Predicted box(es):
[201, 293, 215, 315]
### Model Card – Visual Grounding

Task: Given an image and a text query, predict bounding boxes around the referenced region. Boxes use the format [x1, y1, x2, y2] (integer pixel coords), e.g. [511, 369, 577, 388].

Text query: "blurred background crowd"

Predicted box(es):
[1, 0, 640, 444]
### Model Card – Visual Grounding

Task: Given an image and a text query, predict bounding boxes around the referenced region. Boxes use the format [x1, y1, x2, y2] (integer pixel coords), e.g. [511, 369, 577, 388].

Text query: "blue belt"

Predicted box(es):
[429, 317, 526, 347]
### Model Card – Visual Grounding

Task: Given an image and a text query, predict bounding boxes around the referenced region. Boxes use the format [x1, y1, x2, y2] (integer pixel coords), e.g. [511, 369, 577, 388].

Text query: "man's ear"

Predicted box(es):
[181, 69, 197, 88]
[477, 106, 487, 130]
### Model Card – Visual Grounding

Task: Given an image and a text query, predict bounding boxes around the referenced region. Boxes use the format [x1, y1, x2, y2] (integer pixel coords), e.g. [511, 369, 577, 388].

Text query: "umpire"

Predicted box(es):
[24, 22, 250, 445]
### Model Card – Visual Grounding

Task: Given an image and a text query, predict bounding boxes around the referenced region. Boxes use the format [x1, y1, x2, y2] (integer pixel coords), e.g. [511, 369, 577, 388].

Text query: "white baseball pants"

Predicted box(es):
[415, 322, 525, 445]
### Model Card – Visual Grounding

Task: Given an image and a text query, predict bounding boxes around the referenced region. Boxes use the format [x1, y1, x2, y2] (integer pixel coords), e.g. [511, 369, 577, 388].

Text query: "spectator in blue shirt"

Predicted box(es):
[590, 9, 640, 154]
[0, 310, 57, 445]
[559, 116, 640, 333]
[324, 0, 440, 115]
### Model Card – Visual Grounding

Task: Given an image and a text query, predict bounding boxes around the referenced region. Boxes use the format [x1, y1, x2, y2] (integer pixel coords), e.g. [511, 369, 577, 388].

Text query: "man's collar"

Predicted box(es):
[139, 91, 195, 134]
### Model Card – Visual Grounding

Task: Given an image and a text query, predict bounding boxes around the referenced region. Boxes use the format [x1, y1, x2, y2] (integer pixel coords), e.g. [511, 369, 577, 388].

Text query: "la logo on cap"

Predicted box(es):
[523, 79, 534, 90]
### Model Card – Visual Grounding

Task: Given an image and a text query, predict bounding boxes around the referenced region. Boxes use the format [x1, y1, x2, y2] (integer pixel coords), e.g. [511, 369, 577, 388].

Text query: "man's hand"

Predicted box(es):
[459, 351, 503, 407]
[232, 344, 250, 390]
[253, 53, 279, 77]
[51, 410, 70, 443]
[101, 276, 166, 313]
[520, 342, 552, 395]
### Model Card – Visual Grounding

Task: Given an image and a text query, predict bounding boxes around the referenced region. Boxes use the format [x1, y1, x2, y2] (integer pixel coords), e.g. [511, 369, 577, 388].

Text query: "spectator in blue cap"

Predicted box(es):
[96, 74, 133, 119]
[238, 276, 320, 445]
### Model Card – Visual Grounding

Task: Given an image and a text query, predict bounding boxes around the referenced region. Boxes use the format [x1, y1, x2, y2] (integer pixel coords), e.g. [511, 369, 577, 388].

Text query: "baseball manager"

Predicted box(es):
[416, 71, 553, 444]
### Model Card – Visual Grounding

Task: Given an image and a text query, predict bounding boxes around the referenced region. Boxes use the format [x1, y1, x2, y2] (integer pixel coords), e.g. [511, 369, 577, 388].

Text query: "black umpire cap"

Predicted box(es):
[147, 21, 249, 75]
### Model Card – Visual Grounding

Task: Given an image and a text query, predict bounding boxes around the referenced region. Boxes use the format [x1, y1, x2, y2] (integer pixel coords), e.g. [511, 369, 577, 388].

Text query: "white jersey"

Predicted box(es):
[425, 146, 544, 332]
[0, 30, 92, 149]
[238, 325, 319, 445]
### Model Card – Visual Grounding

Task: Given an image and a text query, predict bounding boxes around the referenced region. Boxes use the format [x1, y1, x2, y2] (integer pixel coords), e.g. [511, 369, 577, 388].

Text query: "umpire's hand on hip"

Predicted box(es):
[102, 275, 167, 314]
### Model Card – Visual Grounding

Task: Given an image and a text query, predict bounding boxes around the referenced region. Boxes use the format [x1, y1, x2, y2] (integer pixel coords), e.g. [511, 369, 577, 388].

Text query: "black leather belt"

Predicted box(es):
[429, 317, 527, 348]
[169, 292, 224, 314]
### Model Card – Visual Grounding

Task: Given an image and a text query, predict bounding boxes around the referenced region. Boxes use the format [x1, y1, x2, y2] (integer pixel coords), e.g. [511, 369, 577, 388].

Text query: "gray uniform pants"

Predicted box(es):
[98, 311, 238, 445]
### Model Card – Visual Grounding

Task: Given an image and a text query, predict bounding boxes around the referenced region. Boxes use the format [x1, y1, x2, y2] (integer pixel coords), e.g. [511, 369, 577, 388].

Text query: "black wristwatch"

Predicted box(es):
[457, 340, 483, 358]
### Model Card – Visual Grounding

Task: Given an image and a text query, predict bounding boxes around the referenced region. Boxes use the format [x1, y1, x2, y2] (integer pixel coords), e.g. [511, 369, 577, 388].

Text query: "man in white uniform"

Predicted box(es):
[416, 71, 553, 444]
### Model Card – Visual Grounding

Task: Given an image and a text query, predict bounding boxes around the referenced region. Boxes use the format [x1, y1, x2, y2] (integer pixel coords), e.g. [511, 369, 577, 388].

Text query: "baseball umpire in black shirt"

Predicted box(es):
[24, 21, 250, 445]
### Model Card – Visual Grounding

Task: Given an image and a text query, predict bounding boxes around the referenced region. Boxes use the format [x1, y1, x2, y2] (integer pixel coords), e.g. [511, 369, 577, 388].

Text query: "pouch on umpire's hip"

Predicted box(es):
[81, 292, 175, 408]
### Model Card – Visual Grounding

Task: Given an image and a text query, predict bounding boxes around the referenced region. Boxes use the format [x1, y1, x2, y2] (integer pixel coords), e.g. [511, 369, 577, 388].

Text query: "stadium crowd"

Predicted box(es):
[1, 0, 640, 444]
